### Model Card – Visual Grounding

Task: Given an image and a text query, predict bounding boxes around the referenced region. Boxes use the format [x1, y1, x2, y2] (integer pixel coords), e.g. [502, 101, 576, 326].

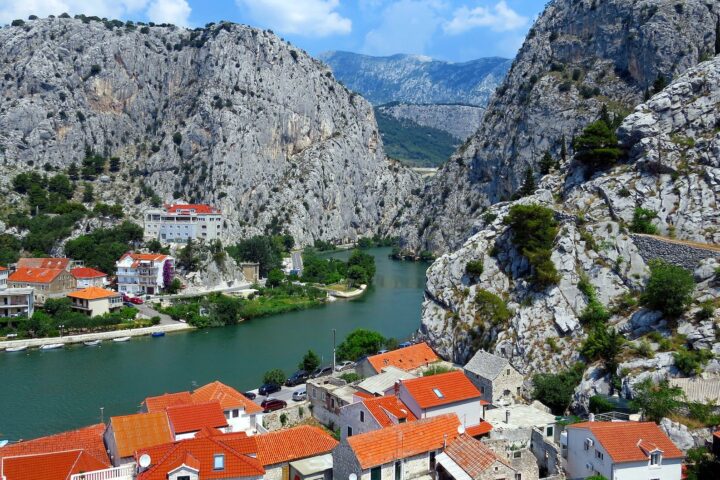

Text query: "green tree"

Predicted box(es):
[209, 293, 242, 325]
[263, 368, 286, 386]
[48, 174, 74, 199]
[337, 329, 386, 361]
[227, 236, 282, 277]
[581, 324, 624, 376]
[573, 120, 622, 172]
[539, 151, 555, 175]
[299, 350, 321, 372]
[266, 268, 285, 288]
[465, 260, 484, 278]
[347, 250, 376, 284]
[166, 278, 183, 294]
[177, 239, 200, 271]
[641, 260, 695, 317]
[346, 265, 369, 287]
[64, 221, 143, 273]
[68, 163, 79, 181]
[630, 379, 682, 422]
[109, 157, 121, 172]
[0, 234, 22, 265]
[518, 167, 536, 197]
[504, 204, 560, 288]
[532, 363, 584, 415]
[82, 183, 94, 203]
[475, 289, 512, 325]
[630, 207, 658, 234]
[673, 347, 714, 376]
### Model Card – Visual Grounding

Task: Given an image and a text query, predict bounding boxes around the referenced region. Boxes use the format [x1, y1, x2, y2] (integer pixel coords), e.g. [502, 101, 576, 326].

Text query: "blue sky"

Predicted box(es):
[0, 1, 548, 61]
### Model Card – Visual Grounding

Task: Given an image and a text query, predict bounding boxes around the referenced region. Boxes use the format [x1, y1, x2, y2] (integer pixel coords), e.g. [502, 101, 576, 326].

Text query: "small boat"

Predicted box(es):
[39, 343, 64, 350]
[5, 346, 27, 353]
[84, 340, 102, 346]
[151, 332, 165, 338]
[113, 336, 131, 342]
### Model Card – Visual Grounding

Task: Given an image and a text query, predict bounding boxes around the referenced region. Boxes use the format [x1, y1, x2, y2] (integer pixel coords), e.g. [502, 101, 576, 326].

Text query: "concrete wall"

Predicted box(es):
[531, 428, 561, 477]
[340, 402, 382, 440]
[631, 234, 720, 270]
[613, 458, 682, 480]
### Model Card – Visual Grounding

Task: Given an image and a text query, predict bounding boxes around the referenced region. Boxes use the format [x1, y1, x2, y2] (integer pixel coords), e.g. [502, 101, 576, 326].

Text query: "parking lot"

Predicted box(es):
[247, 384, 306, 407]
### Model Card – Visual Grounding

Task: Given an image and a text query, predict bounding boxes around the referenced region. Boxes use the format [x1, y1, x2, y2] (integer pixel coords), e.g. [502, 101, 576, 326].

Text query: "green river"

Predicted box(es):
[0, 248, 428, 441]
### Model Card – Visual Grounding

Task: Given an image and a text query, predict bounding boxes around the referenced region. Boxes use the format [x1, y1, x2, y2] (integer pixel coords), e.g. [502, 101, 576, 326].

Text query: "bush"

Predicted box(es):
[641, 260, 695, 317]
[423, 364, 453, 376]
[504, 204, 560, 288]
[263, 368, 286, 386]
[581, 324, 623, 375]
[695, 301, 715, 320]
[299, 350, 320, 372]
[337, 329, 385, 361]
[340, 372, 361, 383]
[475, 289, 512, 325]
[673, 347, 714, 376]
[630, 379, 682, 422]
[589, 395, 615, 414]
[266, 268, 285, 288]
[465, 260, 484, 278]
[573, 120, 622, 172]
[630, 207, 658, 234]
[532, 363, 584, 415]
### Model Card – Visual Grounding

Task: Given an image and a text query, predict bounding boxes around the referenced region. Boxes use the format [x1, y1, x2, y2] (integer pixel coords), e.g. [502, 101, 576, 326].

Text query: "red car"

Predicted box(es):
[129, 296, 144, 305]
[261, 398, 287, 413]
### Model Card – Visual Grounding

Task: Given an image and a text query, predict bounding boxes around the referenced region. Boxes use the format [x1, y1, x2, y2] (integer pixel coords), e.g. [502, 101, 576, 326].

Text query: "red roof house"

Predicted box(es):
[1, 449, 108, 480]
[358, 342, 440, 376]
[166, 402, 228, 438]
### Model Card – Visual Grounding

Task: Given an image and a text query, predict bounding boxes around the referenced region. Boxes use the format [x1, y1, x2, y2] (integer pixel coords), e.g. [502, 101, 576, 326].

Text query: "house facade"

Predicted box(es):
[70, 267, 108, 288]
[436, 434, 524, 480]
[0, 266, 7, 288]
[67, 287, 122, 317]
[116, 252, 174, 295]
[105, 412, 174, 466]
[565, 421, 683, 480]
[8, 267, 76, 304]
[463, 350, 524, 406]
[356, 343, 440, 378]
[166, 401, 229, 440]
[308, 377, 358, 428]
[144, 204, 223, 242]
[0, 287, 34, 318]
[340, 395, 417, 440]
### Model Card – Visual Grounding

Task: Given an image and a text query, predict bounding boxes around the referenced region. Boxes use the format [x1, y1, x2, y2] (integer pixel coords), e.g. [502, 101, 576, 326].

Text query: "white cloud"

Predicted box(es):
[363, 0, 444, 56]
[236, 0, 351, 37]
[444, 1, 527, 34]
[147, 0, 190, 26]
[0, 0, 191, 27]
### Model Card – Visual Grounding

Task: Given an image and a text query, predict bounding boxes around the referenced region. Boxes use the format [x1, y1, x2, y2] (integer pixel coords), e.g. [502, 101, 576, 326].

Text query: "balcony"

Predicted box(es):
[70, 464, 135, 480]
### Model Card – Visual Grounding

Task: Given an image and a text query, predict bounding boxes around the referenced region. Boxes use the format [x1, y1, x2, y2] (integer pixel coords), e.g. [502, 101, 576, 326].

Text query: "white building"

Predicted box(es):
[144, 204, 223, 242]
[70, 267, 108, 288]
[67, 287, 123, 317]
[0, 287, 34, 319]
[565, 421, 684, 480]
[0, 266, 7, 288]
[116, 252, 174, 295]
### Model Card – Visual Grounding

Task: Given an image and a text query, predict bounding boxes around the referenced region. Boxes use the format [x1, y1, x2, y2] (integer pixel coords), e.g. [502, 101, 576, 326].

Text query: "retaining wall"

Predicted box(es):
[631, 234, 720, 270]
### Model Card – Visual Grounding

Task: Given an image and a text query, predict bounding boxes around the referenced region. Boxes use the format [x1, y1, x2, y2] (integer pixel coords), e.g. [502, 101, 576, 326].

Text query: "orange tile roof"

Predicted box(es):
[348, 414, 461, 469]
[255, 426, 339, 466]
[110, 412, 173, 458]
[136, 435, 264, 480]
[0, 266, 7, 271]
[67, 286, 120, 300]
[400, 371, 481, 409]
[144, 391, 194, 413]
[465, 421, 493, 437]
[191, 381, 263, 415]
[567, 421, 684, 463]
[165, 204, 220, 214]
[122, 252, 169, 262]
[8, 267, 64, 284]
[444, 434, 510, 477]
[367, 343, 439, 373]
[17, 258, 70, 270]
[70, 267, 107, 279]
[362, 395, 417, 427]
[0, 423, 109, 467]
[166, 402, 228, 434]
[1, 449, 108, 480]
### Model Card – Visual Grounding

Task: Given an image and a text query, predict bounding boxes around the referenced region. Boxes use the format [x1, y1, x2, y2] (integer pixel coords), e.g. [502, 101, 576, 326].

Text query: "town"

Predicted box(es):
[0, 339, 714, 480]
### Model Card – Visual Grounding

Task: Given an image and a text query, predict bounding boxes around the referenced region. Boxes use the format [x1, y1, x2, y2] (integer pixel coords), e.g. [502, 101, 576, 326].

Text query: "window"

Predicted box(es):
[507, 369, 510, 375]
[595, 450, 604, 460]
[371, 466, 382, 480]
[213, 454, 225, 470]
[432, 388, 444, 398]
[515, 474, 522, 480]
[347, 426, 353, 437]
[360, 411, 365, 422]
[650, 452, 662, 466]
[480, 386, 485, 394]
[395, 461, 402, 480]
[232, 409, 239, 418]
[513, 451, 521, 459]
[178, 476, 191, 480]
[430, 451, 436, 470]
[546, 426, 554, 437]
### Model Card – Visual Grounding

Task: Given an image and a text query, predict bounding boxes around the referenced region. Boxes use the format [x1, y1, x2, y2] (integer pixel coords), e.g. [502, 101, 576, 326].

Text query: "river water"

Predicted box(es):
[0, 248, 427, 441]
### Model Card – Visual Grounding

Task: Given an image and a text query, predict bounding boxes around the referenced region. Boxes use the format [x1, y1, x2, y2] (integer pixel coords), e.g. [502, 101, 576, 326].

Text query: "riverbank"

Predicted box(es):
[0, 323, 193, 350]
[318, 284, 367, 299]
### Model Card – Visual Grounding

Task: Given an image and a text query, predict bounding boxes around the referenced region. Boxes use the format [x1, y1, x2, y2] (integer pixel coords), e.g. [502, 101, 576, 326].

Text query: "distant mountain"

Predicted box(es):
[318, 51, 512, 106]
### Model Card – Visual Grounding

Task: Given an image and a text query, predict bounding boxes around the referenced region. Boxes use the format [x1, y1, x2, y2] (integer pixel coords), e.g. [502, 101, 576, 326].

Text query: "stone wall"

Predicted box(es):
[631, 235, 720, 271]
[530, 428, 562, 477]
[261, 401, 310, 431]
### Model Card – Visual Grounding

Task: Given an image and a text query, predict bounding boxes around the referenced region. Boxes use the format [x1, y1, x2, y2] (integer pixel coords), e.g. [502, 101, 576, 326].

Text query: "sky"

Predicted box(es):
[0, 0, 548, 61]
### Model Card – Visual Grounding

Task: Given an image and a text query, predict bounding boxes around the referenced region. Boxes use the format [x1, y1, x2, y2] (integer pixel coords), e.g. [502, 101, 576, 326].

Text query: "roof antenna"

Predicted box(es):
[190, 380, 197, 393]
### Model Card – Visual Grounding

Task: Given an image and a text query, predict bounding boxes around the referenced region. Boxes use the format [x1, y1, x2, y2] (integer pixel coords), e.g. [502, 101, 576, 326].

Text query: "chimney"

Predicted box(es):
[505, 409, 510, 424]
[394, 381, 400, 396]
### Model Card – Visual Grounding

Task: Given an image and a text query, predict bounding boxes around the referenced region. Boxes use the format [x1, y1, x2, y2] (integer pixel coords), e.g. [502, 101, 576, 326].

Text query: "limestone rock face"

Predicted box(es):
[0, 17, 418, 245]
[375, 104, 486, 141]
[400, 0, 719, 253]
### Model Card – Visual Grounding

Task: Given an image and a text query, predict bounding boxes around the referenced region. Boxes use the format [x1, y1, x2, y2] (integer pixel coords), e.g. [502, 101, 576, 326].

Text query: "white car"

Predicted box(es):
[292, 389, 307, 402]
[335, 360, 355, 372]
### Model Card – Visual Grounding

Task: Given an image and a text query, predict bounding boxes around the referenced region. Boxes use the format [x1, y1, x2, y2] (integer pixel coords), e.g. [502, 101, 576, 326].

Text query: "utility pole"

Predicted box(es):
[332, 329, 336, 373]
[100, 407, 104, 424]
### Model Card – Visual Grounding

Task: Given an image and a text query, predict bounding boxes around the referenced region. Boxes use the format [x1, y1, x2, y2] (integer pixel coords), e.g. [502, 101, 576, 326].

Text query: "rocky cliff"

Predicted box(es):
[403, 0, 719, 253]
[318, 51, 511, 106]
[423, 55, 720, 410]
[0, 17, 417, 245]
[376, 103, 485, 141]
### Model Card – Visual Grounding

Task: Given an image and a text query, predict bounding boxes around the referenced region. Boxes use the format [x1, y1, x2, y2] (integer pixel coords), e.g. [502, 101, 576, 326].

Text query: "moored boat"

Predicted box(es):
[84, 340, 101, 346]
[5, 346, 28, 352]
[151, 332, 165, 338]
[39, 343, 64, 350]
[112, 336, 131, 342]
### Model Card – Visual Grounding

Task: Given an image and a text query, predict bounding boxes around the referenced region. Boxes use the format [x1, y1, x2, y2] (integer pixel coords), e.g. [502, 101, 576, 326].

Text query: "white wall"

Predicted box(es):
[340, 402, 381, 440]
[397, 384, 483, 427]
[614, 458, 682, 480]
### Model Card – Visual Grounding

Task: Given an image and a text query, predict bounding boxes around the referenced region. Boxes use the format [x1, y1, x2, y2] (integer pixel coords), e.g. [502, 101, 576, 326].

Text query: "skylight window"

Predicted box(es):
[433, 388, 444, 398]
[214, 454, 225, 470]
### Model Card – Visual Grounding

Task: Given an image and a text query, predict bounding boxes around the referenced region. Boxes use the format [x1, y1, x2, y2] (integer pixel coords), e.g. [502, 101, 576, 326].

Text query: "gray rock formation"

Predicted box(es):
[401, 0, 719, 253]
[376, 103, 485, 141]
[0, 17, 418, 245]
[318, 51, 511, 106]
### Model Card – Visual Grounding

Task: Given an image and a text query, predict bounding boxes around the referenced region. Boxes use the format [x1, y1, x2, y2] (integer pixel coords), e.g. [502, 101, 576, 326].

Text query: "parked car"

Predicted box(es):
[292, 389, 307, 402]
[310, 366, 333, 379]
[129, 296, 144, 305]
[258, 383, 281, 396]
[398, 341, 413, 348]
[285, 370, 309, 387]
[261, 398, 287, 412]
[335, 360, 354, 372]
[123, 301, 136, 308]
[242, 391, 257, 400]
[376, 349, 389, 355]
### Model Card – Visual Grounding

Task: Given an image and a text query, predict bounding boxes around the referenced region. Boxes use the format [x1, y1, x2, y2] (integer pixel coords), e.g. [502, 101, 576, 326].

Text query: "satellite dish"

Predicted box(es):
[349, 474, 358, 480]
[457, 425, 466, 435]
[139, 454, 152, 468]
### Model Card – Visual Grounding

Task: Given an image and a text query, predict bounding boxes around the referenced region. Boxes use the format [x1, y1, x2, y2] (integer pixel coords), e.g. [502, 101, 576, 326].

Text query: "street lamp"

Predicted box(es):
[59, 324, 65, 337]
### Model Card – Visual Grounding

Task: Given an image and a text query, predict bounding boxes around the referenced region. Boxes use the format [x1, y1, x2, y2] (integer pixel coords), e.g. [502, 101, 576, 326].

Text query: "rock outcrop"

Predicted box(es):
[402, 0, 720, 253]
[376, 103, 485, 141]
[0, 17, 418, 245]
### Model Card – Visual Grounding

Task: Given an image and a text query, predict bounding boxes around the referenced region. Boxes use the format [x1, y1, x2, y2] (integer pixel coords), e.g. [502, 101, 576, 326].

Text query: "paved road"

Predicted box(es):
[134, 303, 176, 325]
[247, 384, 307, 406]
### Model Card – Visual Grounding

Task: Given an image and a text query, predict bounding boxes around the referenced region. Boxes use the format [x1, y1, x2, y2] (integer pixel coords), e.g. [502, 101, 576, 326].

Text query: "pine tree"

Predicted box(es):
[68, 162, 79, 181]
[599, 104, 612, 127]
[109, 157, 121, 172]
[716, 19, 720, 55]
[560, 136, 567, 162]
[539, 151, 555, 174]
[518, 167, 536, 197]
[82, 183, 94, 203]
